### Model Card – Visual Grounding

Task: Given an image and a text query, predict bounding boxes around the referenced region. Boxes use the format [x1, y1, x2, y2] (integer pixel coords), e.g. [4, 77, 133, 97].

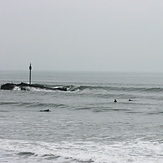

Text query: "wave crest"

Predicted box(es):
[1, 82, 163, 93]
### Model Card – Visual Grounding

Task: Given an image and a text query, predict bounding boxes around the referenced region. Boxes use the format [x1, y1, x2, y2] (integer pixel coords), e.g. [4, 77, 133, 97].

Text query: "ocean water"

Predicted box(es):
[0, 71, 163, 163]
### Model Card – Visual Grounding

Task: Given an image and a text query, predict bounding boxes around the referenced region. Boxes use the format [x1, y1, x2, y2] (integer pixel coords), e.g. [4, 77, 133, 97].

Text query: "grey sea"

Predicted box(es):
[0, 71, 163, 163]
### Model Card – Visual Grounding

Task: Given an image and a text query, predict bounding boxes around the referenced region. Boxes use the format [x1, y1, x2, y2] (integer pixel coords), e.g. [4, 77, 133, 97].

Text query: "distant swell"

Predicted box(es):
[76, 85, 163, 94]
[0, 101, 66, 109]
[18, 152, 35, 156]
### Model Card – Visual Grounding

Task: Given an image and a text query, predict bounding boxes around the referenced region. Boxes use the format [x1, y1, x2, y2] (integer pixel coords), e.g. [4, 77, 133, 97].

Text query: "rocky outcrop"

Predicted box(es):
[0, 82, 68, 91]
[1, 83, 15, 90]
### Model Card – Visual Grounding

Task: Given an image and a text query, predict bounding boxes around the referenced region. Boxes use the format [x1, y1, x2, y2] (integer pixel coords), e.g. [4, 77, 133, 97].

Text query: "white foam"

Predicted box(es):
[0, 139, 163, 163]
[26, 87, 54, 92]
[13, 86, 21, 91]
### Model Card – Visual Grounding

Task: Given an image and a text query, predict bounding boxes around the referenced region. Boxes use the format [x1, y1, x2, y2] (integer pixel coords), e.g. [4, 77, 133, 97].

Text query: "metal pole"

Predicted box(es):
[29, 63, 32, 84]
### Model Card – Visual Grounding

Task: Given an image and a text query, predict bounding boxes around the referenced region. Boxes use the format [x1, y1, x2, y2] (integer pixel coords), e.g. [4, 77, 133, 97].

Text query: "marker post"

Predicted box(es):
[29, 63, 32, 85]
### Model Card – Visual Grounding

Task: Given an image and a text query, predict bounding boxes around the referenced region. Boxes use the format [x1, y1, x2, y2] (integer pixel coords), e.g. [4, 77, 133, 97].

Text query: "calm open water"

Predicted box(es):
[0, 71, 163, 163]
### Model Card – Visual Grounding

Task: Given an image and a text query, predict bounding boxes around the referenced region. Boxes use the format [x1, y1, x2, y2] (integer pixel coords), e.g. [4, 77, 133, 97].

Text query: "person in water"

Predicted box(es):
[114, 99, 117, 103]
[40, 109, 51, 112]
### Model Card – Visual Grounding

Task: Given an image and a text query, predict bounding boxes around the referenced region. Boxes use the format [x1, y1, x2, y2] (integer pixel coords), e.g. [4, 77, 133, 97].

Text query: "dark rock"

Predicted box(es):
[17, 82, 29, 87]
[1, 82, 68, 91]
[21, 87, 27, 91]
[1, 83, 16, 90]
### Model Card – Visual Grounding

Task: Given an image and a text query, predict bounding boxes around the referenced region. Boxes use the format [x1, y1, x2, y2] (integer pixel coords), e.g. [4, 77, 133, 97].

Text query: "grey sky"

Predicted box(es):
[0, 0, 163, 72]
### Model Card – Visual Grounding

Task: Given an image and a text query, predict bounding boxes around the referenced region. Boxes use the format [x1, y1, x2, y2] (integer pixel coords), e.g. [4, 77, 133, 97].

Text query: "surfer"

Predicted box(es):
[40, 109, 51, 112]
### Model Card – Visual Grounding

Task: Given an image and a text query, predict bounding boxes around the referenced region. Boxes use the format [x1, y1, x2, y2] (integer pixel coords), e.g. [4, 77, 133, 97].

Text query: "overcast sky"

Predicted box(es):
[0, 0, 163, 72]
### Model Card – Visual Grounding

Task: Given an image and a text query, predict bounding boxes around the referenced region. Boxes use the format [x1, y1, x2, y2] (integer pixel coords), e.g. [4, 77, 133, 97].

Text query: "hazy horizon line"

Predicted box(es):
[1, 69, 163, 74]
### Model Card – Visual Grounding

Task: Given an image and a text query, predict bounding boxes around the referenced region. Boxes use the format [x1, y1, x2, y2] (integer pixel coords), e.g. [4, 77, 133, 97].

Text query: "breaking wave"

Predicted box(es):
[1, 82, 163, 93]
[0, 138, 163, 163]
